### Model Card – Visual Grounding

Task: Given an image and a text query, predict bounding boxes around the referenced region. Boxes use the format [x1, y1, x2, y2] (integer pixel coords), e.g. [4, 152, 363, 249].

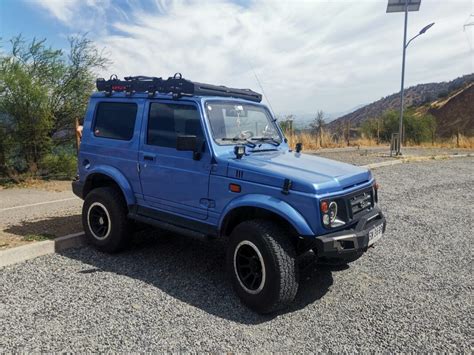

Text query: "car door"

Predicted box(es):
[138, 100, 211, 221]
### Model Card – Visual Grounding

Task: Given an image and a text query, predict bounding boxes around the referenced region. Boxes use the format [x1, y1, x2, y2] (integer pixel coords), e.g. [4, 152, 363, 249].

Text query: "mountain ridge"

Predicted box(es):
[328, 73, 474, 130]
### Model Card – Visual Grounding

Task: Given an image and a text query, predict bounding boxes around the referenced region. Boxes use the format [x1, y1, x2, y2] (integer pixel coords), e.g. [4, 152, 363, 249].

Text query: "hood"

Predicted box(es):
[227, 150, 371, 195]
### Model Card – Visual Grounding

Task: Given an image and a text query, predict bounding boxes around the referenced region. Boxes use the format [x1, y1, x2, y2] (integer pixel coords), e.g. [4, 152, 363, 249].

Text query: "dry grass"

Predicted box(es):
[0, 178, 72, 191]
[286, 131, 379, 150]
[286, 132, 474, 150]
[406, 135, 474, 149]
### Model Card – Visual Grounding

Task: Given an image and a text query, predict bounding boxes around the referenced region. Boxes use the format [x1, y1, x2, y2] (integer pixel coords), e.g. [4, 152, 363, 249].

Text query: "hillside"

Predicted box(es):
[421, 83, 474, 137]
[328, 73, 474, 131]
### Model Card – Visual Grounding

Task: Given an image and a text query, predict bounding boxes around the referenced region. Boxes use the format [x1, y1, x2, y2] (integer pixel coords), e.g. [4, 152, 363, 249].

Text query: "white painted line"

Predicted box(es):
[0, 197, 79, 212]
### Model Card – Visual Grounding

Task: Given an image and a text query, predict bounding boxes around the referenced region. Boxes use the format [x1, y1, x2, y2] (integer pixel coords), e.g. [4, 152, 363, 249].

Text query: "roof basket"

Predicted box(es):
[96, 73, 262, 102]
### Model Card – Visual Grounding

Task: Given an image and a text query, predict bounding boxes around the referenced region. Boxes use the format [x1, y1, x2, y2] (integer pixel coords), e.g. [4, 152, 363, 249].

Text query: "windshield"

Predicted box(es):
[205, 101, 282, 146]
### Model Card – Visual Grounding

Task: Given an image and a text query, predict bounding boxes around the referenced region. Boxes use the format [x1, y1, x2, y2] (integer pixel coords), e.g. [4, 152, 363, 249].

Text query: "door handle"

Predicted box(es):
[143, 154, 156, 161]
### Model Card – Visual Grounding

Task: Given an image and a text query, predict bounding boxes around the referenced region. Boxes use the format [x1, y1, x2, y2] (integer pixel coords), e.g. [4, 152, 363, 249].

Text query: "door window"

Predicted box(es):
[147, 103, 203, 148]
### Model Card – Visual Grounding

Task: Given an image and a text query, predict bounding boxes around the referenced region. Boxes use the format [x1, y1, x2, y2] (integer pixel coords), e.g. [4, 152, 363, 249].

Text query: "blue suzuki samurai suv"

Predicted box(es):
[72, 74, 386, 313]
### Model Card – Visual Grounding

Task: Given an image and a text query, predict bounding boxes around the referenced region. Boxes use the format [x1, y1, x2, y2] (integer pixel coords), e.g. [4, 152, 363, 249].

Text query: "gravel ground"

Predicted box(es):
[1, 157, 473, 352]
[310, 146, 473, 166]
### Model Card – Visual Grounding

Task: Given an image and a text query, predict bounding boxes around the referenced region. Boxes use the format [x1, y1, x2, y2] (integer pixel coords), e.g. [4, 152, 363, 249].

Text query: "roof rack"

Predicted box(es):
[96, 73, 262, 103]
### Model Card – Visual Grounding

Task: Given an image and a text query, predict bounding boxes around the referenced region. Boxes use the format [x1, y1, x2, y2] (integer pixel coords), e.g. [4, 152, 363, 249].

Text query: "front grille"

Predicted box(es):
[348, 189, 373, 217]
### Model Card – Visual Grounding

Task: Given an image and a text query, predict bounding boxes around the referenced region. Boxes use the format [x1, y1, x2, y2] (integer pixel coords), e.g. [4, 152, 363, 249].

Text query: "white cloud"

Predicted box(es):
[32, 0, 474, 115]
[34, 0, 80, 23]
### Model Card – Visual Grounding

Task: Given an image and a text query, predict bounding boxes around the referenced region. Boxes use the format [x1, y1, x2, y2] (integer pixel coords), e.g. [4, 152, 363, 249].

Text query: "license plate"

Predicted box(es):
[368, 223, 383, 246]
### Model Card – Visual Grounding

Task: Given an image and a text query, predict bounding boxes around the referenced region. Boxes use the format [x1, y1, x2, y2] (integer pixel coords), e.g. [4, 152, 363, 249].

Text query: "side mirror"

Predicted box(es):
[176, 135, 202, 160]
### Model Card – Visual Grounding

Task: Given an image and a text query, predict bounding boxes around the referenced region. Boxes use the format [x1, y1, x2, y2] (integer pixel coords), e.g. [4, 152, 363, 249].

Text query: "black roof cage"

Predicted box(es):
[96, 73, 262, 103]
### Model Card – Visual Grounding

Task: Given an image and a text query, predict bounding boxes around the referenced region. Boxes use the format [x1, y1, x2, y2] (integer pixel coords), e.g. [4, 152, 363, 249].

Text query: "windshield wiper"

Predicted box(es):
[250, 137, 281, 146]
[221, 137, 256, 148]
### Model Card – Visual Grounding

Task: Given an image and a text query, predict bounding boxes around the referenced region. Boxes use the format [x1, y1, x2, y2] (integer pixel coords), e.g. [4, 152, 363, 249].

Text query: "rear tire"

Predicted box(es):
[227, 219, 299, 314]
[82, 187, 132, 253]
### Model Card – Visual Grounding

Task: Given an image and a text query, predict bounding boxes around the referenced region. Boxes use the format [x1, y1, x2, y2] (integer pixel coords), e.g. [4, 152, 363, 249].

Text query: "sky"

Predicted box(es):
[1, 0, 473, 118]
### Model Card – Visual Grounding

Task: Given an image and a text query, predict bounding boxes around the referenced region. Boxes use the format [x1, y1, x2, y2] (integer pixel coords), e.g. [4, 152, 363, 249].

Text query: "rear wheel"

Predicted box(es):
[227, 219, 299, 314]
[82, 187, 132, 253]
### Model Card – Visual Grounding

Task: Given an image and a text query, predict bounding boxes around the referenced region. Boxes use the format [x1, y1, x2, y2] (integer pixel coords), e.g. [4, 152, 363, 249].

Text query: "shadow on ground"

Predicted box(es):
[60, 229, 339, 324]
[3, 215, 82, 239]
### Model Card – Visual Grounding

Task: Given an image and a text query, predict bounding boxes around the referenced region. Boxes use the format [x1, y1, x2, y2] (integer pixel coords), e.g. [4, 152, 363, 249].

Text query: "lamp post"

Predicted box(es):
[387, 0, 434, 155]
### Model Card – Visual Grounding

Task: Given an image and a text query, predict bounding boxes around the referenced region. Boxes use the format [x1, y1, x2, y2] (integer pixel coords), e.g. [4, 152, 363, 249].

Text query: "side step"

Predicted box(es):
[129, 213, 208, 239]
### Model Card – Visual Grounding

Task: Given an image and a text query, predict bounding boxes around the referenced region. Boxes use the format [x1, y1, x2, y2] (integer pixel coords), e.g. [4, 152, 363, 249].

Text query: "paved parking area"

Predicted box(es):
[0, 185, 81, 249]
[0, 157, 472, 352]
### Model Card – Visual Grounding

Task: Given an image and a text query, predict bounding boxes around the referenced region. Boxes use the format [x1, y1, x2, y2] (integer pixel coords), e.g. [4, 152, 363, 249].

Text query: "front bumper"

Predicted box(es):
[311, 207, 386, 261]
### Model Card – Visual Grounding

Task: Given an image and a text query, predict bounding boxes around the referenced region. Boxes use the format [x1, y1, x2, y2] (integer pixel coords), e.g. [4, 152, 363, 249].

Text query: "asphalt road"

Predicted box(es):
[0, 157, 472, 352]
[0, 188, 79, 223]
[0, 183, 82, 249]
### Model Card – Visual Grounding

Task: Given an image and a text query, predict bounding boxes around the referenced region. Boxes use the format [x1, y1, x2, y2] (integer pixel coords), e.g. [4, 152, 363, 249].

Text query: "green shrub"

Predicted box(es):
[40, 151, 77, 180]
[361, 109, 436, 144]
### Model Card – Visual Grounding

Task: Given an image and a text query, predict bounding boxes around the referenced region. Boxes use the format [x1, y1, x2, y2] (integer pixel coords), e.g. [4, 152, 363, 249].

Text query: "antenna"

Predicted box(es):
[464, 14, 474, 31]
[250, 65, 276, 116]
[231, 38, 276, 115]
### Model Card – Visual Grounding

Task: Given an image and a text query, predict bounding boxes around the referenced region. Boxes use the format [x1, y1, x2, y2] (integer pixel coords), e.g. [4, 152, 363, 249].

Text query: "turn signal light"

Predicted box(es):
[320, 200, 329, 213]
[229, 183, 241, 193]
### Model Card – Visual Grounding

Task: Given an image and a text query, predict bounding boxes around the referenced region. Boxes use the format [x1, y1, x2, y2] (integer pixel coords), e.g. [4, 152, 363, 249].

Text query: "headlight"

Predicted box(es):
[328, 201, 337, 223]
[320, 199, 346, 228]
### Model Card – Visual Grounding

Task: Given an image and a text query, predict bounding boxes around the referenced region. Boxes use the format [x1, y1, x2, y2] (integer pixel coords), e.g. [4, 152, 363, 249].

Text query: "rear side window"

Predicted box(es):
[147, 103, 202, 148]
[94, 102, 137, 140]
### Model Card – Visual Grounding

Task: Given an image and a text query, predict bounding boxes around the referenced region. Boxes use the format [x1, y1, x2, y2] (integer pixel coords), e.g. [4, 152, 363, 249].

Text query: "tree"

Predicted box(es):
[0, 35, 109, 176]
[310, 110, 326, 147]
[361, 109, 437, 145]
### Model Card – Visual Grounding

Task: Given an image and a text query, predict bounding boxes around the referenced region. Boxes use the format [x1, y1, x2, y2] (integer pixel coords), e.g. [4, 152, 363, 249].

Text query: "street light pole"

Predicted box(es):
[398, 1, 409, 155]
[387, 0, 434, 155]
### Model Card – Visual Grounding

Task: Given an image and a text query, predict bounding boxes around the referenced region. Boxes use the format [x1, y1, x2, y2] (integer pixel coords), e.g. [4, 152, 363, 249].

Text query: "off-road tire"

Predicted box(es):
[227, 219, 299, 314]
[82, 187, 131, 253]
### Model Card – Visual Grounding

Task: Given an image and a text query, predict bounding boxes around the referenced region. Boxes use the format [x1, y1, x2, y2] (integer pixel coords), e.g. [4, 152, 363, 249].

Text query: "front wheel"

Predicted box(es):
[227, 219, 299, 314]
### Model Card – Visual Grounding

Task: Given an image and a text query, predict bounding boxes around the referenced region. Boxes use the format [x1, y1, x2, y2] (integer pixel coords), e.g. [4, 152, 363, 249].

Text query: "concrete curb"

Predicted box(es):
[362, 153, 472, 169]
[0, 232, 85, 268]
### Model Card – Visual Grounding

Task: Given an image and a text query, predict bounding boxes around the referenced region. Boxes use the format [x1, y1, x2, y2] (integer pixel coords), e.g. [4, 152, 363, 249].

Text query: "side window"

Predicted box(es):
[94, 102, 137, 140]
[147, 103, 203, 148]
